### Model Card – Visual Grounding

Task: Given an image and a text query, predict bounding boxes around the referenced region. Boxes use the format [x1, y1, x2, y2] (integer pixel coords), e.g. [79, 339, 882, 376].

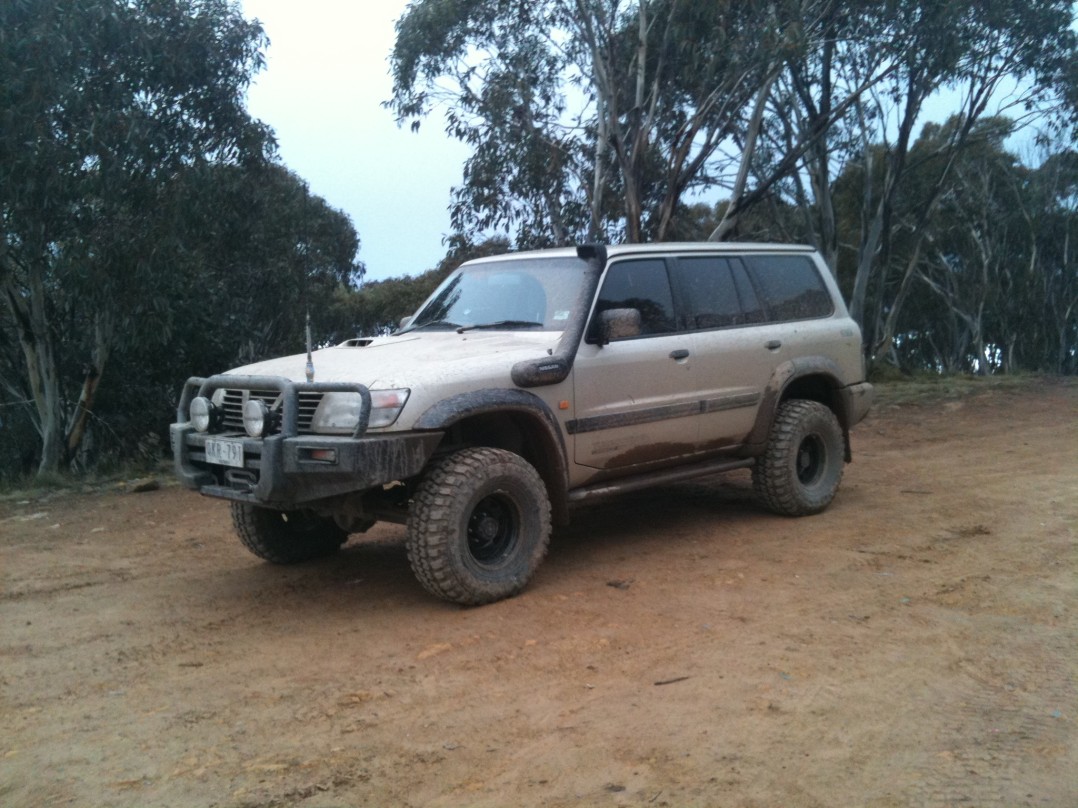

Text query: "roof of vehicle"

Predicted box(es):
[464, 242, 818, 266]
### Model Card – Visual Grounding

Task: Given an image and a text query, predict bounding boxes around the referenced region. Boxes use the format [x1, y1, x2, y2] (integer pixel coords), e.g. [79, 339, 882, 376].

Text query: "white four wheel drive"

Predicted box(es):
[172, 243, 873, 605]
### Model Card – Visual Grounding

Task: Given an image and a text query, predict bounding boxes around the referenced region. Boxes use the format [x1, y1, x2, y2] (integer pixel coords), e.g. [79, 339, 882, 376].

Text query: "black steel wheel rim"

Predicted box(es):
[796, 434, 825, 485]
[467, 493, 519, 565]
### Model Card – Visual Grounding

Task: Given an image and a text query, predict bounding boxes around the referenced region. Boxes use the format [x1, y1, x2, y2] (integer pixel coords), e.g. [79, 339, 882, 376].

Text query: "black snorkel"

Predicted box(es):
[510, 244, 607, 388]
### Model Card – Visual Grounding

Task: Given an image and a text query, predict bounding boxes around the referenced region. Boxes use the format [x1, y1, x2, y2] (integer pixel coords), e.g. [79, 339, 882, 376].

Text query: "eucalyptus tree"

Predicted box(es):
[0, 0, 272, 474]
[829, 125, 1077, 375]
[853, 0, 1077, 362]
[905, 120, 1023, 373]
[390, 0, 585, 245]
[713, 0, 1075, 295]
[706, 0, 907, 258]
[160, 162, 362, 374]
[76, 161, 363, 468]
[1008, 147, 1078, 373]
[389, 0, 785, 245]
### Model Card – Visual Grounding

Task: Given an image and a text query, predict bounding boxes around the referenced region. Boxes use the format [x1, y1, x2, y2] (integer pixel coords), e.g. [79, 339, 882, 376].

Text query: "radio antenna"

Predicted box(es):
[303, 184, 315, 383]
[305, 308, 315, 382]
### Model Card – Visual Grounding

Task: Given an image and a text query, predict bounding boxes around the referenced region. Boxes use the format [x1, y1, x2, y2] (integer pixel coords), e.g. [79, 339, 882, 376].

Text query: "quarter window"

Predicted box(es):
[743, 255, 834, 322]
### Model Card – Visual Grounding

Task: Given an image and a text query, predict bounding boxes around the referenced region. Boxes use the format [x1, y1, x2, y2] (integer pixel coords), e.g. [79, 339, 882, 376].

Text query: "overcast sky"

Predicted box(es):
[240, 0, 469, 283]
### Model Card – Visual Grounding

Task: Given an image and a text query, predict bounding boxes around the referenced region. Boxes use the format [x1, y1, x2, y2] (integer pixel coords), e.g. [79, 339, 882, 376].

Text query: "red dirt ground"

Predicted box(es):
[1, 377, 1075, 807]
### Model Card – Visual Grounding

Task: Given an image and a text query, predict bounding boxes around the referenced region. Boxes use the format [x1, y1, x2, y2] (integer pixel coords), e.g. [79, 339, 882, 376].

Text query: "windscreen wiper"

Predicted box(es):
[456, 320, 544, 334]
[407, 320, 462, 332]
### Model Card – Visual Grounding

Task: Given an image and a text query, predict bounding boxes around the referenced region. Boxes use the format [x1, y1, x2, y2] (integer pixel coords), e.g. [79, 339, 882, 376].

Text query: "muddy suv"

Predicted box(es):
[172, 243, 872, 605]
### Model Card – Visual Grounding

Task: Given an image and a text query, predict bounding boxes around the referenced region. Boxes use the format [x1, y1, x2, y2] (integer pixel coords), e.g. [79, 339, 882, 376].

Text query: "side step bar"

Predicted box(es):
[567, 457, 754, 504]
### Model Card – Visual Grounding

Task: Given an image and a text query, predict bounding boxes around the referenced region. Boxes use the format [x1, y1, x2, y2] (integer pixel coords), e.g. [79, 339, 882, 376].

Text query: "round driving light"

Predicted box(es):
[243, 399, 269, 438]
[190, 396, 213, 432]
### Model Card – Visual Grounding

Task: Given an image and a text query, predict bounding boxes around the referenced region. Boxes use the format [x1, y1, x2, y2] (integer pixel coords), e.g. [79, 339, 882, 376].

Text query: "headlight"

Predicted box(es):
[310, 389, 410, 433]
[314, 393, 365, 433]
[190, 396, 214, 432]
[243, 399, 269, 438]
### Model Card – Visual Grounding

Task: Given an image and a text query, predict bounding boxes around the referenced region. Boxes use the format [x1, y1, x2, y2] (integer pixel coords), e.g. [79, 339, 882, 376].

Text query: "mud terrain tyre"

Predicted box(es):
[753, 399, 844, 517]
[406, 447, 552, 606]
[231, 503, 347, 564]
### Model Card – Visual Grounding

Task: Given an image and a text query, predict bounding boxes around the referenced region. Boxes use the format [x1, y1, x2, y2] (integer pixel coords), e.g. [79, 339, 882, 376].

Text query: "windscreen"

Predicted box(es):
[402, 256, 588, 333]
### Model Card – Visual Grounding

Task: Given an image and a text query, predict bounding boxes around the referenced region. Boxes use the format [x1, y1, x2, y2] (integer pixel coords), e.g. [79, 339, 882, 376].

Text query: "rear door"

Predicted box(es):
[571, 258, 699, 470]
[672, 255, 788, 449]
[740, 253, 843, 362]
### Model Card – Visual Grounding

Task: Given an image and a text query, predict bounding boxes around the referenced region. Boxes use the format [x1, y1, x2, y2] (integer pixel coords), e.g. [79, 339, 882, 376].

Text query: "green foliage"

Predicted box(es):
[159, 162, 362, 371]
[0, 0, 362, 476]
[389, 0, 787, 245]
[833, 118, 1077, 375]
[389, 0, 1077, 333]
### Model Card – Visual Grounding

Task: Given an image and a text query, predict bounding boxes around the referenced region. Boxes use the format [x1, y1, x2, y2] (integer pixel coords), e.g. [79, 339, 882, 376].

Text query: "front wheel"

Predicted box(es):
[231, 503, 347, 564]
[753, 400, 845, 517]
[406, 447, 552, 606]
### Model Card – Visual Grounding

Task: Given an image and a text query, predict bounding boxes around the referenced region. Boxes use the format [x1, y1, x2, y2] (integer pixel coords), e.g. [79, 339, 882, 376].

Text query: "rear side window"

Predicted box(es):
[730, 261, 765, 324]
[674, 257, 745, 329]
[743, 255, 834, 322]
[591, 259, 677, 337]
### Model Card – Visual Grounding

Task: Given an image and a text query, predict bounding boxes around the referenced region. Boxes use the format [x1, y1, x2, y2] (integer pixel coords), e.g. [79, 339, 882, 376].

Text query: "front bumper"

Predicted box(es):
[171, 425, 443, 507]
[171, 374, 442, 508]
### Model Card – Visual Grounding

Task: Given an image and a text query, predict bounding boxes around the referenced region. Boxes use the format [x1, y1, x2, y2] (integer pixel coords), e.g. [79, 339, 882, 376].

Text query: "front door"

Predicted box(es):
[571, 258, 699, 470]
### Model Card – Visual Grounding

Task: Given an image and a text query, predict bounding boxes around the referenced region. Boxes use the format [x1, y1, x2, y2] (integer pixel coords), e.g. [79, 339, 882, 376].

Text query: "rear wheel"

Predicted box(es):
[406, 447, 551, 606]
[231, 503, 347, 564]
[753, 399, 844, 516]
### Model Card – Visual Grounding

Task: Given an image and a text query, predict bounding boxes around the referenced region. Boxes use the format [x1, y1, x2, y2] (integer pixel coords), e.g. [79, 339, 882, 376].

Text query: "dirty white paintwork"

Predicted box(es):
[226, 331, 570, 431]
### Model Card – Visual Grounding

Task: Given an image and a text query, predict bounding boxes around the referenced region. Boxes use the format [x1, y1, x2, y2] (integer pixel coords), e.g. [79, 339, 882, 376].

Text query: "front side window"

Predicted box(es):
[403, 257, 588, 332]
[743, 255, 834, 322]
[589, 259, 677, 339]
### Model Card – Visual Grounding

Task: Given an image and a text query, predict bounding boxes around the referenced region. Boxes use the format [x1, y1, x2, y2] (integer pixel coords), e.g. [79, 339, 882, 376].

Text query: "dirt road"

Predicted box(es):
[2, 378, 1075, 808]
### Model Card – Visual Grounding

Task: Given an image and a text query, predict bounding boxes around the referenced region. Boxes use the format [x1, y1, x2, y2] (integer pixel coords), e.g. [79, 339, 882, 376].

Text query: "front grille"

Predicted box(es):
[296, 391, 322, 431]
[219, 389, 324, 434]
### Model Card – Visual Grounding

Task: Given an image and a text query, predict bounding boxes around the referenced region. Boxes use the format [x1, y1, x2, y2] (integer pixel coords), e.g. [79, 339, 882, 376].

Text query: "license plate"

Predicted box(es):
[205, 438, 244, 468]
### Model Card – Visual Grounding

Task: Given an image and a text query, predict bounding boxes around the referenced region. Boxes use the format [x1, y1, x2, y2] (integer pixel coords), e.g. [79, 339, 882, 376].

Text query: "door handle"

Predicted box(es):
[765, 340, 782, 351]
[669, 349, 690, 360]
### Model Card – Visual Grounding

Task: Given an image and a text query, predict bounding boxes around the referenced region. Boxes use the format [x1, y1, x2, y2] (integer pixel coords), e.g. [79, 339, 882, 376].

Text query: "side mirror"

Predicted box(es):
[398, 315, 413, 331]
[599, 308, 642, 343]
